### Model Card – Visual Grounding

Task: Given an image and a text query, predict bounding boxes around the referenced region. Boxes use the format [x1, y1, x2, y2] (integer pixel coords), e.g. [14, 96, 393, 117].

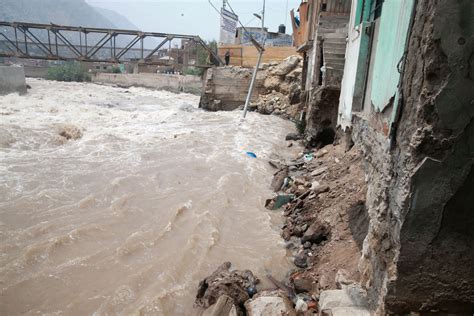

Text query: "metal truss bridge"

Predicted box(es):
[0, 21, 223, 67]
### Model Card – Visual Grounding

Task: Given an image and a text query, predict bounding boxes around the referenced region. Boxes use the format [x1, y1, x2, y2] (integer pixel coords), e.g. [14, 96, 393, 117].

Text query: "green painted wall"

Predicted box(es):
[369, 0, 415, 111]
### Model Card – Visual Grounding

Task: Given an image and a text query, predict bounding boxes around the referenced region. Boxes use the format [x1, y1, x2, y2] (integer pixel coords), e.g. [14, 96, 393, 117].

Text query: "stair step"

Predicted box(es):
[319, 16, 350, 22]
[324, 52, 346, 59]
[325, 57, 345, 63]
[326, 63, 345, 70]
[323, 38, 346, 48]
[324, 42, 346, 49]
[324, 47, 347, 55]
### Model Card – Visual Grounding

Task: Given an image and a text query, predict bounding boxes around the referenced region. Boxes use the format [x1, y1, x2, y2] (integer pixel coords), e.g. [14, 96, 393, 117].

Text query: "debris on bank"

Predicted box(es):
[195, 142, 371, 315]
[270, 141, 368, 293]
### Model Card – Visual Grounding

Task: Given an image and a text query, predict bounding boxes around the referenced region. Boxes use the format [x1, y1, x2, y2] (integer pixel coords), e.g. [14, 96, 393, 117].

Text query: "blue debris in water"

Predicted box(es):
[246, 152, 257, 158]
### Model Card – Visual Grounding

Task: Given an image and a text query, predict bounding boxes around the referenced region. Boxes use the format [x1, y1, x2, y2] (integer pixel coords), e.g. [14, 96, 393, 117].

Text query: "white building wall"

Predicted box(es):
[337, 0, 360, 130]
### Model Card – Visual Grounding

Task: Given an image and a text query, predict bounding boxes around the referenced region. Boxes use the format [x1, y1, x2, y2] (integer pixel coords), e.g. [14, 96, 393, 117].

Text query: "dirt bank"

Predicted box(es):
[195, 140, 369, 315]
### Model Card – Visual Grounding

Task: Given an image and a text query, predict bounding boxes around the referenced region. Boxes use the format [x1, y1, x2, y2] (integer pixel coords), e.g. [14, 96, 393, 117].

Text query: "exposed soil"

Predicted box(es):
[268, 141, 368, 309]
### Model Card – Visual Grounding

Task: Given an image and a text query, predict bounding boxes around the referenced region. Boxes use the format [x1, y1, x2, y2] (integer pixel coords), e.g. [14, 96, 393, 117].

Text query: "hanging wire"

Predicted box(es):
[208, 0, 264, 51]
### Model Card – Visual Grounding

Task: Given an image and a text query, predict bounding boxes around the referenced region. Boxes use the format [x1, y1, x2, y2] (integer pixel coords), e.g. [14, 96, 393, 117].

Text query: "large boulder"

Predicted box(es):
[271, 56, 301, 76]
[195, 262, 259, 309]
[301, 220, 330, 244]
[244, 290, 296, 316]
[201, 295, 239, 316]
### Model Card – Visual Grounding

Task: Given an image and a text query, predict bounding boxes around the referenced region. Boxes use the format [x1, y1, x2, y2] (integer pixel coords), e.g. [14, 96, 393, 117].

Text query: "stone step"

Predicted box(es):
[323, 52, 346, 59]
[319, 22, 349, 29]
[325, 57, 345, 65]
[324, 37, 347, 43]
[324, 32, 348, 39]
[324, 42, 347, 50]
[318, 29, 347, 36]
[326, 63, 345, 70]
[319, 16, 350, 22]
[324, 47, 347, 55]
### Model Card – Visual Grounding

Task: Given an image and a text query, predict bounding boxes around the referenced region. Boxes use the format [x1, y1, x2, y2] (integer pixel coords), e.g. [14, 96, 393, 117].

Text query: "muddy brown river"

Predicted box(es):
[0, 79, 299, 315]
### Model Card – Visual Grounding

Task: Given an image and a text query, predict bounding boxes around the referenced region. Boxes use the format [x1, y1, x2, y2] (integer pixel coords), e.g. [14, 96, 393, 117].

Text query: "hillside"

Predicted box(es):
[0, 0, 135, 30]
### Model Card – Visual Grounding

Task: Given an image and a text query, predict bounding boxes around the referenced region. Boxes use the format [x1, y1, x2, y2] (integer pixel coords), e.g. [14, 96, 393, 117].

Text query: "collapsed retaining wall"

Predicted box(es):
[199, 66, 265, 111]
[354, 0, 474, 313]
[199, 56, 303, 116]
[0, 65, 27, 95]
[91, 73, 203, 94]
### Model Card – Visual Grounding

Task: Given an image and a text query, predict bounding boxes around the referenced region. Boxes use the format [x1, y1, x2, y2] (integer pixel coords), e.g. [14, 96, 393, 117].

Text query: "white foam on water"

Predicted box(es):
[0, 78, 300, 315]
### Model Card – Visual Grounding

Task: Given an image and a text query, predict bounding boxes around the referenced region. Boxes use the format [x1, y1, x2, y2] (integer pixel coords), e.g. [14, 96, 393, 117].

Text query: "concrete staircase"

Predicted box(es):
[317, 15, 350, 87]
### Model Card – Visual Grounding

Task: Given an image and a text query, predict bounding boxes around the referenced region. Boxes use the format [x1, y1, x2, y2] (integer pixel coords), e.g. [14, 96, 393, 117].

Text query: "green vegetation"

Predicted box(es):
[109, 66, 122, 74]
[47, 62, 91, 82]
[187, 40, 218, 76]
[295, 119, 307, 135]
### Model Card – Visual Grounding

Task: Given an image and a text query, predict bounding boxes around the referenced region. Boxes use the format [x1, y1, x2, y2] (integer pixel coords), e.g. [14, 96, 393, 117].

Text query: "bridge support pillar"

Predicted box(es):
[0, 65, 27, 95]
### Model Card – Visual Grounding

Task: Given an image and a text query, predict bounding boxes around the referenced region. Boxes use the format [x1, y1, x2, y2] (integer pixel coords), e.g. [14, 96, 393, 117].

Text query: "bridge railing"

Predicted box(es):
[0, 21, 223, 67]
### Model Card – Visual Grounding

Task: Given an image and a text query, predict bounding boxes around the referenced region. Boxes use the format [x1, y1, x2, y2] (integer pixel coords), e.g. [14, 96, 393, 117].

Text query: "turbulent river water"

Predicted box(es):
[0, 79, 299, 315]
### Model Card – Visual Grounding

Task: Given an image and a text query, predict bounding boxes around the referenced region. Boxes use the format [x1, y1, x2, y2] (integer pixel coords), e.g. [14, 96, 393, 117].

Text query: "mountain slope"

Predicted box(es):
[94, 7, 139, 30]
[0, 0, 137, 30]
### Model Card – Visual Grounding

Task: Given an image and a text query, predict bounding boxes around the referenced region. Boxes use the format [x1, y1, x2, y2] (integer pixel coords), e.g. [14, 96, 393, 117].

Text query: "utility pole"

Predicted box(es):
[242, 0, 266, 118]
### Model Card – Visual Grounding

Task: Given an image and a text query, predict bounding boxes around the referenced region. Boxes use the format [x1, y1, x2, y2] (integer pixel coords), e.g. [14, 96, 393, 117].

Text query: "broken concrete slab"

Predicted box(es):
[244, 290, 296, 316]
[319, 286, 372, 316]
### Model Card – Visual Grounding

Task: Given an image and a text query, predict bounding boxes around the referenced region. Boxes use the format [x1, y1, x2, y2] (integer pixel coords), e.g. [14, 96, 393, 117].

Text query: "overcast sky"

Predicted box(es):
[86, 0, 301, 40]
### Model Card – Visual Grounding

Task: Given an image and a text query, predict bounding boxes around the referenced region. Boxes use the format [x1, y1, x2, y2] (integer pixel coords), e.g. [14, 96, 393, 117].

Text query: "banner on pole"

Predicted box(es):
[220, 8, 238, 45]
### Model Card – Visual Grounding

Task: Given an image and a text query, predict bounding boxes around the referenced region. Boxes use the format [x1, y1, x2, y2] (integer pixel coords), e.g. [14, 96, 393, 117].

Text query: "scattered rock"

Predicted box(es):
[335, 269, 355, 289]
[312, 184, 330, 195]
[314, 149, 328, 158]
[195, 262, 259, 309]
[294, 177, 306, 185]
[311, 166, 328, 177]
[310, 181, 321, 190]
[271, 167, 289, 192]
[294, 250, 308, 268]
[301, 220, 330, 244]
[292, 273, 314, 293]
[285, 133, 300, 141]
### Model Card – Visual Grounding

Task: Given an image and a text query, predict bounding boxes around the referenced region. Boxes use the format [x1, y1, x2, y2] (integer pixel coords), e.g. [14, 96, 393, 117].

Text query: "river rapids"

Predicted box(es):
[0, 79, 299, 315]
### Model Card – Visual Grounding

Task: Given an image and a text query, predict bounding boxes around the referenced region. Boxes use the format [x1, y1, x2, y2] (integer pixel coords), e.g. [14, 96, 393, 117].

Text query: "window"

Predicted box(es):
[374, 0, 383, 19]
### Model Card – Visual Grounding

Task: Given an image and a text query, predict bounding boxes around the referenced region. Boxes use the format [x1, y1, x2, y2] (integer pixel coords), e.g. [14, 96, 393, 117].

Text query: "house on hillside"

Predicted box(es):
[291, 0, 351, 148]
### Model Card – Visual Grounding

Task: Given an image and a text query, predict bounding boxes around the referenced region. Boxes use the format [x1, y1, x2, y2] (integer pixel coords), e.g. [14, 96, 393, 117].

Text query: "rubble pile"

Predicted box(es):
[249, 56, 304, 119]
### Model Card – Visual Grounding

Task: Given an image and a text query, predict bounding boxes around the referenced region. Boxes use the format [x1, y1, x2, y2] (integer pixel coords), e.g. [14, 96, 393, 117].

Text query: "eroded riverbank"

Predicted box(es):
[0, 79, 300, 315]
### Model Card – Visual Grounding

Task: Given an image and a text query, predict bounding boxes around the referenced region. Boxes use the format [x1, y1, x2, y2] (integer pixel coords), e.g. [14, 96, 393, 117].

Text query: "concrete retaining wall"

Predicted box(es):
[91, 73, 203, 94]
[199, 67, 265, 111]
[0, 65, 27, 95]
[24, 66, 49, 78]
